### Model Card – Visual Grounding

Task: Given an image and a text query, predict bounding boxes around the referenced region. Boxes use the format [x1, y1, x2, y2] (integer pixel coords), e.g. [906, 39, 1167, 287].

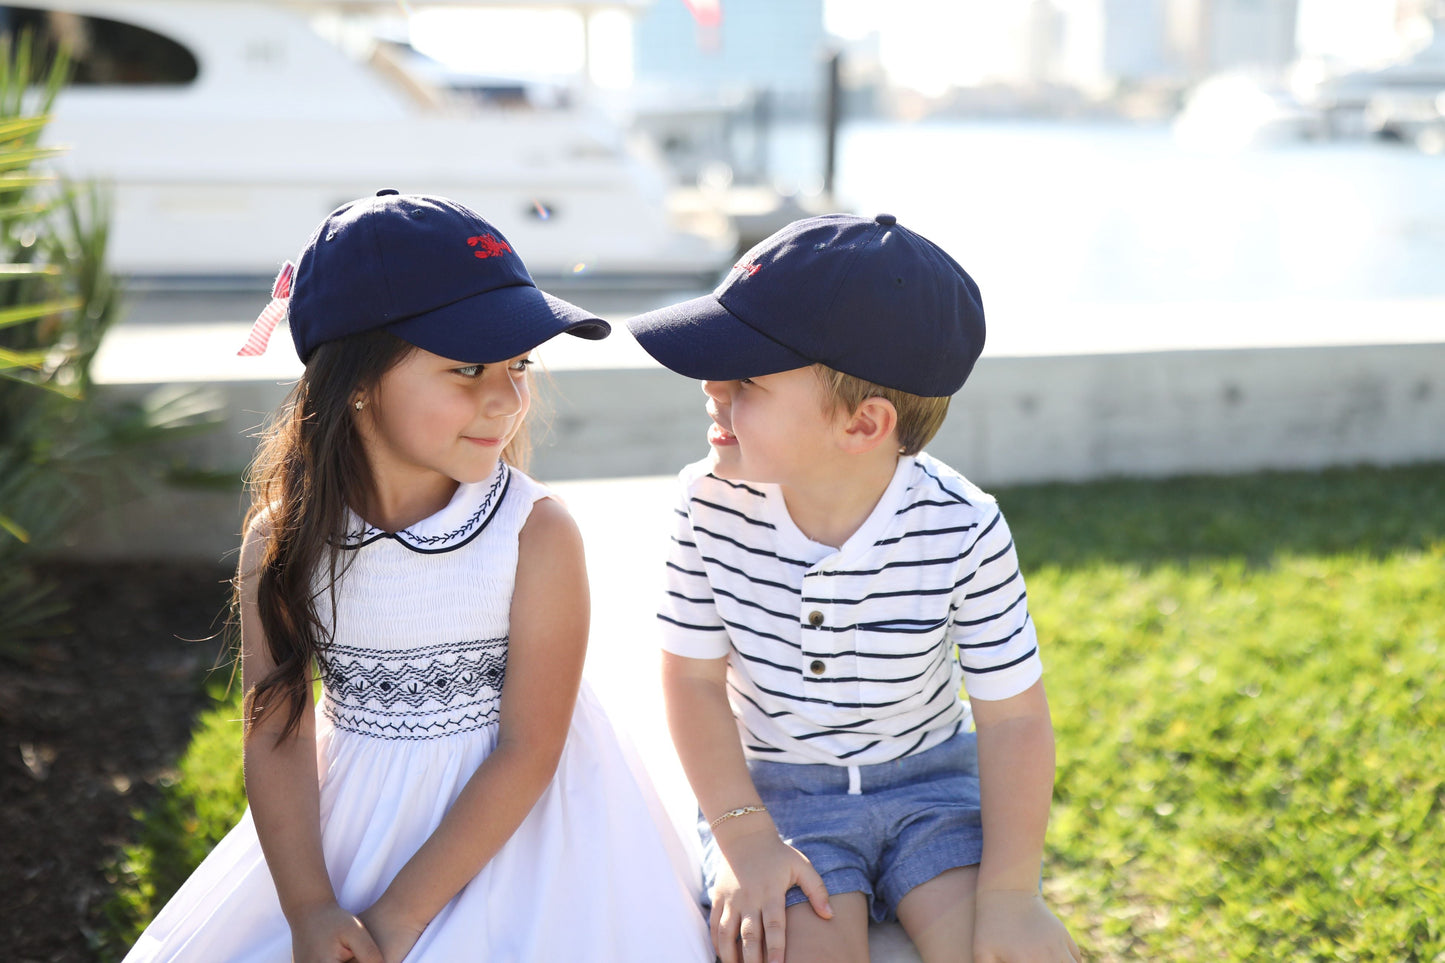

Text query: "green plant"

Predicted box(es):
[97, 675, 247, 958]
[0, 32, 220, 647]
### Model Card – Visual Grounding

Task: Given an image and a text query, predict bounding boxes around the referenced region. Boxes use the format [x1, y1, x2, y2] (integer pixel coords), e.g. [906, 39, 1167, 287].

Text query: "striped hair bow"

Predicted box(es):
[237, 261, 294, 356]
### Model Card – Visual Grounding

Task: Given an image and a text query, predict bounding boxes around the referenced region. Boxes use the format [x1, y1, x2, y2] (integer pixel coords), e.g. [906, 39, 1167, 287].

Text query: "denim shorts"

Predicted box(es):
[700, 728, 982, 924]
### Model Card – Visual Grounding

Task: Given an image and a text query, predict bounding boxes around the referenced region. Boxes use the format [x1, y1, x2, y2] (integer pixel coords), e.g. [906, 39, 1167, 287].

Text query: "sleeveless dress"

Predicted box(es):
[125, 464, 711, 962]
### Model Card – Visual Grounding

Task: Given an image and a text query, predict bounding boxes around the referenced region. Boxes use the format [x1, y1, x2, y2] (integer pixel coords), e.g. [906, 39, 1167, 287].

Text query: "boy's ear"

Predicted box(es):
[838, 396, 899, 455]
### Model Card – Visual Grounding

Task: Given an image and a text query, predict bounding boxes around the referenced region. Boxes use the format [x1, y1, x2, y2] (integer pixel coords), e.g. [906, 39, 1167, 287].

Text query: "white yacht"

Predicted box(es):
[12, 0, 735, 283]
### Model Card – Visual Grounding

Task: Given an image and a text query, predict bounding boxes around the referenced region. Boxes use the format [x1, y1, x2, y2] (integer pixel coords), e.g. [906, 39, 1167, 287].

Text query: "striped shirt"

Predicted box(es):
[659, 453, 1043, 766]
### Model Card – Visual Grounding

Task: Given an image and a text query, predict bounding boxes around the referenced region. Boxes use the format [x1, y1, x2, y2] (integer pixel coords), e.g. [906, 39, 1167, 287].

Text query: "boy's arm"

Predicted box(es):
[659, 651, 760, 824]
[948, 501, 1078, 960]
[970, 680, 1079, 962]
[972, 680, 1056, 893]
[658, 472, 830, 962]
[662, 652, 832, 963]
[359, 498, 589, 960]
[239, 521, 383, 963]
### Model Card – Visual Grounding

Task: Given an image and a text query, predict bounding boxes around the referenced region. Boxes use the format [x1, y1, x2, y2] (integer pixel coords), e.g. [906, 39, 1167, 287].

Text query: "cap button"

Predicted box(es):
[376, 188, 400, 196]
[875, 213, 897, 226]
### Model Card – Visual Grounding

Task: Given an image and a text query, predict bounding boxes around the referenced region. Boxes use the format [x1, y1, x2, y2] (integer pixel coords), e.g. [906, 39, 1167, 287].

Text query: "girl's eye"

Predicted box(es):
[508, 357, 534, 373]
[454, 364, 483, 377]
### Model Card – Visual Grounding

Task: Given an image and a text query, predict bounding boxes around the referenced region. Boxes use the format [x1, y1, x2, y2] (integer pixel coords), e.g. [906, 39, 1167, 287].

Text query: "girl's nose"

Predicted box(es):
[484, 371, 527, 417]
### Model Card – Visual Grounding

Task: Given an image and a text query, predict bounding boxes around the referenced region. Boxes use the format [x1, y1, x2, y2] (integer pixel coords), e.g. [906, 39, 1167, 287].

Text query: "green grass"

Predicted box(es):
[98, 463, 1445, 961]
[96, 673, 247, 960]
[1004, 464, 1445, 961]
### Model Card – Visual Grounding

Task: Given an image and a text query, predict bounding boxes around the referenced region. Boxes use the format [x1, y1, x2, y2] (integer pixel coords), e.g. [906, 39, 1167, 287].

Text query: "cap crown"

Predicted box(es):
[288, 192, 533, 362]
[718, 214, 985, 396]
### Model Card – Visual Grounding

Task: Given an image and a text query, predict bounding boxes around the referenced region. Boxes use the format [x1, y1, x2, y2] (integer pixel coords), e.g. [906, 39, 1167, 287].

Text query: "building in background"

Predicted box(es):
[631, 0, 829, 115]
[1054, 0, 1300, 92]
[623, 0, 1439, 148]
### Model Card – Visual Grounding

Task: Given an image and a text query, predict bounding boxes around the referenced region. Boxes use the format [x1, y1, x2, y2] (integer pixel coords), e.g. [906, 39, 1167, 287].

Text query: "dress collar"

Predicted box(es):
[340, 463, 512, 554]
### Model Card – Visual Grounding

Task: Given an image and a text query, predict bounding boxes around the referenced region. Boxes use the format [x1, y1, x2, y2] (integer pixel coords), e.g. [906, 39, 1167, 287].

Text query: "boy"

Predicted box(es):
[626, 214, 1080, 963]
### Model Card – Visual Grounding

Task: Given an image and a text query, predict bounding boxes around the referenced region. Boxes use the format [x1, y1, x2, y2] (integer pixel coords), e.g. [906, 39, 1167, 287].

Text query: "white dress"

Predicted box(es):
[125, 464, 711, 963]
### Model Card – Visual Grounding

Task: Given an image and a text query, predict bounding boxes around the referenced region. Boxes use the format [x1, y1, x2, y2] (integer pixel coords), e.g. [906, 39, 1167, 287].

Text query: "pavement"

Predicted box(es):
[550, 475, 687, 832]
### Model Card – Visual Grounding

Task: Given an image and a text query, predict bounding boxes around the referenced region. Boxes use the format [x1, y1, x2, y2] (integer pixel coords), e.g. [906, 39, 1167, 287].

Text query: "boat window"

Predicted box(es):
[0, 6, 198, 85]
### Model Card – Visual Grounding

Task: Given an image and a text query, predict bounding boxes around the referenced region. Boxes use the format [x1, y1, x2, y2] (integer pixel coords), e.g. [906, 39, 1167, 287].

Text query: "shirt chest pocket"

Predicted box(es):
[848, 598, 957, 717]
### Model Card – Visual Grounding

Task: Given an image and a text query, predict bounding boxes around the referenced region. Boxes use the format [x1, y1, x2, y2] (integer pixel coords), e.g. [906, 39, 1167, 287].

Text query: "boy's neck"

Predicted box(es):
[779, 451, 902, 549]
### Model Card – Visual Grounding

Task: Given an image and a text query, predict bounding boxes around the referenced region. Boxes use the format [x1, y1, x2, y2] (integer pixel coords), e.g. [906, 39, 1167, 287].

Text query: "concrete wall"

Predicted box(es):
[938, 342, 1445, 484]
[59, 340, 1445, 561]
[537, 341, 1445, 484]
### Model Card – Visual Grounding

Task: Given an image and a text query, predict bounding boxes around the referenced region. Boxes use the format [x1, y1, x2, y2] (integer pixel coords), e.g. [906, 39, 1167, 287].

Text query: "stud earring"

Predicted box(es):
[354, 399, 365, 411]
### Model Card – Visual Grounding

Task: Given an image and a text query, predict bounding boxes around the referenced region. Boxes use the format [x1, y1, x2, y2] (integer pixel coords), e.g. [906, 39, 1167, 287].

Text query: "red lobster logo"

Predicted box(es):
[468, 234, 513, 259]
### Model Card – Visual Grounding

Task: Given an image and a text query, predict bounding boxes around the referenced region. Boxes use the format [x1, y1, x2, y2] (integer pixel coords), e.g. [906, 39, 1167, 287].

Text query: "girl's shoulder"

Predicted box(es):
[508, 469, 576, 529]
[515, 482, 585, 577]
[496, 467, 582, 550]
[238, 504, 278, 579]
[504, 465, 552, 506]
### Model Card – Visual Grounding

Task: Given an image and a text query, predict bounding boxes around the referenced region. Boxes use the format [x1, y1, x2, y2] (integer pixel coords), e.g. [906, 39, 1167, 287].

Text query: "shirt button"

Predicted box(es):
[809, 659, 826, 675]
[807, 611, 824, 627]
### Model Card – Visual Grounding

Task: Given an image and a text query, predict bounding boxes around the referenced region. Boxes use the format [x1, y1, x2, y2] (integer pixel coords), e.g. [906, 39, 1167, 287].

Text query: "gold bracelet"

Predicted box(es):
[709, 805, 768, 830]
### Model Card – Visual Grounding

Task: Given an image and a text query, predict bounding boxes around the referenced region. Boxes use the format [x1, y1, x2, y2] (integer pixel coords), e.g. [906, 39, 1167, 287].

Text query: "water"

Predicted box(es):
[103, 119, 1444, 384]
[771, 118, 1445, 303]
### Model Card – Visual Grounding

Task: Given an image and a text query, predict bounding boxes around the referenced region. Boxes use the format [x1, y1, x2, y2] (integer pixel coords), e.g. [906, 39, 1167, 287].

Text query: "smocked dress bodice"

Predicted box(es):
[316, 463, 522, 741]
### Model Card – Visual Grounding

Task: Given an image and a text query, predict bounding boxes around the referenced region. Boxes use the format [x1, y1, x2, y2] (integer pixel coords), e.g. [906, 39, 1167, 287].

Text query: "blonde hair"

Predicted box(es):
[812, 364, 950, 456]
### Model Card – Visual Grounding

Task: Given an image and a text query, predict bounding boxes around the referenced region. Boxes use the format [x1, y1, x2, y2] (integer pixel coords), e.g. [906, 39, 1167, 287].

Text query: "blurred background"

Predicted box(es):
[5, 0, 1432, 556]
[27, 0, 1445, 298]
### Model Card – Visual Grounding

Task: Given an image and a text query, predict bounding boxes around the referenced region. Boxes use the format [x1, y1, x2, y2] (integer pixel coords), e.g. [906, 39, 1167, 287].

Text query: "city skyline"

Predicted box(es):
[408, 0, 1428, 94]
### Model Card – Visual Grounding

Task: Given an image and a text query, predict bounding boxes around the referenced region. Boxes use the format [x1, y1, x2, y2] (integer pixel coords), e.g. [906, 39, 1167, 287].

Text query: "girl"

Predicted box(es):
[125, 190, 712, 962]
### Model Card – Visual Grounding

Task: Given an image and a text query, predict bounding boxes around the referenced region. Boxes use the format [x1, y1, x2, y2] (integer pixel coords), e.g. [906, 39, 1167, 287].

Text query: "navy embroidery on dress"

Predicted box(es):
[324, 706, 501, 741]
[340, 464, 511, 555]
[321, 637, 508, 740]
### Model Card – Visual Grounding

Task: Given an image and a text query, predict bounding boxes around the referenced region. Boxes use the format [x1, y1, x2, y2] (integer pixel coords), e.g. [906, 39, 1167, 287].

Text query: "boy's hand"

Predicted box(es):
[289, 901, 384, 963]
[710, 825, 833, 963]
[973, 889, 1081, 963]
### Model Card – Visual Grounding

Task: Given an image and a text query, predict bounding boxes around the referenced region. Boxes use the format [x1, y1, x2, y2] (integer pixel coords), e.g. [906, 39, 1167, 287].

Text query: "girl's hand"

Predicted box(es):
[710, 825, 832, 963]
[358, 897, 428, 963]
[289, 901, 384, 963]
[973, 889, 1082, 963]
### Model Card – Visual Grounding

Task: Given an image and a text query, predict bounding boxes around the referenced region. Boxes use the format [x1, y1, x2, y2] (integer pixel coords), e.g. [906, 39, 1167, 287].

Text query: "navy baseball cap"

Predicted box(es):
[626, 213, 984, 397]
[284, 190, 609, 363]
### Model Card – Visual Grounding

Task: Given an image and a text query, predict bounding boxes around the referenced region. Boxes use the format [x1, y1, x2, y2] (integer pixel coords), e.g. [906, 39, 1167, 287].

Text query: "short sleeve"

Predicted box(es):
[949, 506, 1043, 701]
[657, 474, 731, 660]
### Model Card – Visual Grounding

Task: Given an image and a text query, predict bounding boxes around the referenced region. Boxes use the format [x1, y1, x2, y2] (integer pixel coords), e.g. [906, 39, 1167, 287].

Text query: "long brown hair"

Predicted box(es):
[239, 330, 531, 742]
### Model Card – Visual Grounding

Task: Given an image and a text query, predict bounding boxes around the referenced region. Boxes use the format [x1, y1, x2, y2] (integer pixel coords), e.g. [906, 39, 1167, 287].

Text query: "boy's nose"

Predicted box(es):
[701, 379, 733, 401]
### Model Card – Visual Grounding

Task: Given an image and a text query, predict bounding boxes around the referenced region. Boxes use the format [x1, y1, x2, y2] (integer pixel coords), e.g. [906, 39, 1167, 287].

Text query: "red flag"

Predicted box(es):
[683, 0, 721, 29]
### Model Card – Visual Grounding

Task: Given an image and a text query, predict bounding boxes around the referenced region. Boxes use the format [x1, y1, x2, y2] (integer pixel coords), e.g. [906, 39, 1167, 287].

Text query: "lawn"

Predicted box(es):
[100, 463, 1445, 961]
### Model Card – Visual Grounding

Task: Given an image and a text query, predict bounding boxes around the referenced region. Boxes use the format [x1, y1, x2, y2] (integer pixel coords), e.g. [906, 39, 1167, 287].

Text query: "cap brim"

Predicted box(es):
[385, 284, 609, 364]
[625, 294, 812, 381]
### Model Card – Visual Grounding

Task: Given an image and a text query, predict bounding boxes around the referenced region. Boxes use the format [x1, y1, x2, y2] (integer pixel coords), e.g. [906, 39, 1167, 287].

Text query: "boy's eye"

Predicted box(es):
[738, 377, 755, 386]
